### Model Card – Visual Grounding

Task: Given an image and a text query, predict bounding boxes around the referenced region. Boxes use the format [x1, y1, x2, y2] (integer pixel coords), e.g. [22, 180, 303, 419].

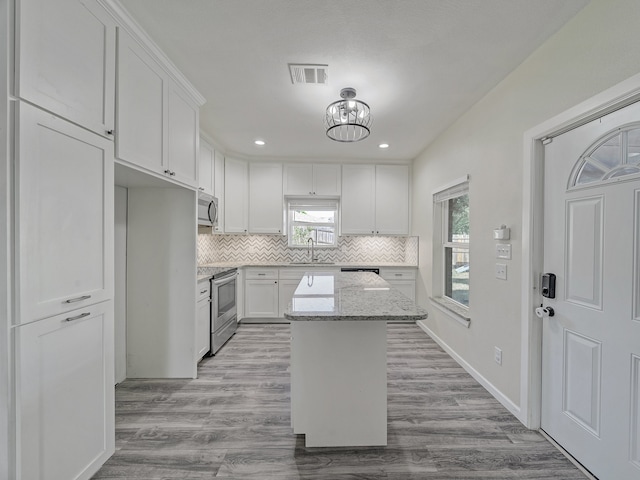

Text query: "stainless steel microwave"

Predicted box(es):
[198, 192, 218, 228]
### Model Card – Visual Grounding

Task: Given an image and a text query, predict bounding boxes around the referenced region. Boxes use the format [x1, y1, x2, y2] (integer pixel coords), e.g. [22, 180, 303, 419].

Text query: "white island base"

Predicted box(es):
[291, 320, 388, 447]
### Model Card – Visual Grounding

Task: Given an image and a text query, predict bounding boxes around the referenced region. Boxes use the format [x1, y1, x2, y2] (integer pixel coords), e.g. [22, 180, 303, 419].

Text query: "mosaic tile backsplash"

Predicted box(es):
[198, 234, 418, 265]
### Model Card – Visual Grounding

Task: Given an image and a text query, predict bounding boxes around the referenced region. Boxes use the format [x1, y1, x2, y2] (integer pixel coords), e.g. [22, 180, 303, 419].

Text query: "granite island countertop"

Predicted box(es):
[284, 271, 427, 322]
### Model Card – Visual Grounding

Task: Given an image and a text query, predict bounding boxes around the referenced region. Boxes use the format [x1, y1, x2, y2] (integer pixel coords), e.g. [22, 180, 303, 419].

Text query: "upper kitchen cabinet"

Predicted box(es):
[199, 137, 214, 195]
[249, 163, 283, 234]
[284, 163, 341, 196]
[341, 164, 410, 235]
[224, 157, 248, 233]
[16, 0, 116, 137]
[213, 149, 225, 233]
[341, 165, 376, 234]
[375, 165, 410, 235]
[116, 28, 202, 188]
[15, 102, 114, 324]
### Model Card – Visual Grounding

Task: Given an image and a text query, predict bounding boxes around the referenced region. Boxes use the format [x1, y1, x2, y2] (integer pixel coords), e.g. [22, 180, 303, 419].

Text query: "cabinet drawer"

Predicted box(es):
[197, 280, 211, 301]
[245, 268, 279, 280]
[380, 268, 416, 280]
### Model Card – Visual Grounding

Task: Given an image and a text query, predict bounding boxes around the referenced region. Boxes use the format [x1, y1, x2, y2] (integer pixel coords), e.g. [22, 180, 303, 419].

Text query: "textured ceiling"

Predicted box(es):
[119, 0, 590, 161]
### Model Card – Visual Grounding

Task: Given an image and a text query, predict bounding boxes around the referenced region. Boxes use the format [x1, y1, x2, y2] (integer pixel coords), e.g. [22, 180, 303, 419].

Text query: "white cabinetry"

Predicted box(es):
[375, 165, 410, 235]
[341, 165, 376, 234]
[249, 163, 283, 234]
[167, 83, 199, 185]
[199, 138, 214, 195]
[341, 164, 410, 235]
[284, 164, 341, 196]
[16, 102, 114, 324]
[224, 157, 248, 233]
[213, 149, 225, 233]
[16, 0, 116, 137]
[16, 301, 115, 480]
[196, 278, 211, 361]
[244, 269, 279, 318]
[278, 268, 306, 317]
[380, 268, 416, 301]
[116, 29, 200, 187]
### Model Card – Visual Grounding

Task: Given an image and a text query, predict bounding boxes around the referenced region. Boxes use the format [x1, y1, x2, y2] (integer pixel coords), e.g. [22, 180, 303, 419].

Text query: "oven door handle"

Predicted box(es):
[213, 272, 237, 286]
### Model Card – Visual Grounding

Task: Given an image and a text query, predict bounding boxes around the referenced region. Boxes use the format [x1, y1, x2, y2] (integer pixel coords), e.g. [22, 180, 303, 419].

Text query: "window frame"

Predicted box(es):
[431, 176, 470, 326]
[287, 198, 339, 248]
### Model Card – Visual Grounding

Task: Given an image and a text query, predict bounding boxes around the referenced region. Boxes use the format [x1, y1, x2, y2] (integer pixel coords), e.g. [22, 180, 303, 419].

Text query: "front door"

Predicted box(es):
[541, 102, 640, 479]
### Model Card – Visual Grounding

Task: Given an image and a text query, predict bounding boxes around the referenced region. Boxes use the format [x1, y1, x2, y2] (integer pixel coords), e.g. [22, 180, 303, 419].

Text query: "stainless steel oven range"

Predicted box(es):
[210, 268, 238, 354]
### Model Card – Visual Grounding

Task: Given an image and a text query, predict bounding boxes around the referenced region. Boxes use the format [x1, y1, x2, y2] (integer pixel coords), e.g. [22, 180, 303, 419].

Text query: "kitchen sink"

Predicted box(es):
[289, 261, 335, 265]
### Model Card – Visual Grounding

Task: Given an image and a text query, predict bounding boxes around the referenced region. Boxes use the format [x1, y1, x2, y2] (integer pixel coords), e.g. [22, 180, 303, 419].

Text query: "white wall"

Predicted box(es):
[0, 0, 11, 477]
[114, 186, 127, 384]
[412, 0, 640, 407]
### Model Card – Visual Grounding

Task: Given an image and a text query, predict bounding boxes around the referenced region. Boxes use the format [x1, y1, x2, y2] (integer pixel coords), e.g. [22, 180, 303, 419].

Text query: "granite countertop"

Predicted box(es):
[284, 271, 427, 322]
[199, 261, 417, 269]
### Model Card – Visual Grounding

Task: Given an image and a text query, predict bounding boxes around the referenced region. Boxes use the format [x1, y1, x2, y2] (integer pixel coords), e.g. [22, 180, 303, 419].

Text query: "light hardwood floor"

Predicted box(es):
[93, 323, 587, 479]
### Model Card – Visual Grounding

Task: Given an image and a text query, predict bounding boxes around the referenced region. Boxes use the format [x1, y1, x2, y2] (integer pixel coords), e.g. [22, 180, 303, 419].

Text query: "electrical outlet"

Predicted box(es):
[495, 263, 507, 280]
[495, 243, 512, 259]
[494, 347, 502, 365]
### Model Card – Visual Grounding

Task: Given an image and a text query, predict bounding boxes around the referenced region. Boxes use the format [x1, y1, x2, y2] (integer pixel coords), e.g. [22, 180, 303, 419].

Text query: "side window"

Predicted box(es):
[432, 177, 470, 322]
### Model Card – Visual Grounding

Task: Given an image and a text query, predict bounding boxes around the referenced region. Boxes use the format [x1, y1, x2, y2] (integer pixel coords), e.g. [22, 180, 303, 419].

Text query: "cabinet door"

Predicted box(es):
[196, 298, 211, 360]
[284, 164, 313, 195]
[17, 103, 113, 324]
[375, 165, 410, 235]
[224, 157, 248, 233]
[199, 138, 214, 195]
[245, 280, 279, 318]
[213, 150, 225, 233]
[249, 163, 283, 234]
[341, 165, 376, 235]
[278, 278, 302, 317]
[313, 164, 341, 196]
[167, 82, 198, 187]
[16, 302, 115, 480]
[116, 28, 166, 173]
[17, 0, 116, 136]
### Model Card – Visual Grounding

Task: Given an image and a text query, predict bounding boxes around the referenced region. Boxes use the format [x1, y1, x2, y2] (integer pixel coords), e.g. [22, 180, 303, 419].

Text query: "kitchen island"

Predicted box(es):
[284, 271, 427, 447]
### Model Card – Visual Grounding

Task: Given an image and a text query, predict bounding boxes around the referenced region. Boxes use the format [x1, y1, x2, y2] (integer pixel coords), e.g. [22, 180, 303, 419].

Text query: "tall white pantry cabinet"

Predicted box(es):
[10, 0, 117, 479]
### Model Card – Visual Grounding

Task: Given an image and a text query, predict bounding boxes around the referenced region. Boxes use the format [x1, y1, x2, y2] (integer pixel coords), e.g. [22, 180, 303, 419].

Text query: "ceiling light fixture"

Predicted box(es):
[378, 143, 389, 149]
[254, 139, 265, 146]
[325, 87, 371, 142]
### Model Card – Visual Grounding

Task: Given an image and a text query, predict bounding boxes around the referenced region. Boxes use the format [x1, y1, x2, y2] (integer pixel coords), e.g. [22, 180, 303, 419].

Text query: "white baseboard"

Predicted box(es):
[416, 320, 523, 423]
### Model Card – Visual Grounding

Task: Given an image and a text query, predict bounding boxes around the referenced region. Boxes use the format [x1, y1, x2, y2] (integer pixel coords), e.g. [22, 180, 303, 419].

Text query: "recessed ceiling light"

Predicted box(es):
[254, 140, 265, 146]
[378, 143, 389, 149]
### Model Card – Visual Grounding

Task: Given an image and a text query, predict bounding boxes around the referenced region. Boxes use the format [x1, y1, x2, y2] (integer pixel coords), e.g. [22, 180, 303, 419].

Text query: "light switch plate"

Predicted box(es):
[496, 243, 512, 259]
[495, 263, 507, 280]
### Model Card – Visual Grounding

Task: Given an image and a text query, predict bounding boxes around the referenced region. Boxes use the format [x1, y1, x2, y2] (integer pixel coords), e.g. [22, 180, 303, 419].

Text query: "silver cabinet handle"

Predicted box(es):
[65, 312, 90, 322]
[164, 169, 171, 174]
[258, 273, 266, 276]
[170, 171, 176, 176]
[198, 187, 204, 191]
[395, 273, 403, 277]
[64, 295, 91, 304]
[200, 289, 208, 294]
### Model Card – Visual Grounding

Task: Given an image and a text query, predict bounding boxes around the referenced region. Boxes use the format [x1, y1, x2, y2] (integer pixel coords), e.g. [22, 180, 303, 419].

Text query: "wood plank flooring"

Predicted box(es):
[93, 323, 587, 479]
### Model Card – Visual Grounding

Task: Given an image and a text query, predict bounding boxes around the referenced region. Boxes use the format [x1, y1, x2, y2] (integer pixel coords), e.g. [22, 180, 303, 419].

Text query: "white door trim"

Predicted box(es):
[521, 71, 640, 429]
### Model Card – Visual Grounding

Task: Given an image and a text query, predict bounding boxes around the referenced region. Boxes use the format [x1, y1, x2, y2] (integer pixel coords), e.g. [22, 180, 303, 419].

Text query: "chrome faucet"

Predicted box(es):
[307, 237, 317, 262]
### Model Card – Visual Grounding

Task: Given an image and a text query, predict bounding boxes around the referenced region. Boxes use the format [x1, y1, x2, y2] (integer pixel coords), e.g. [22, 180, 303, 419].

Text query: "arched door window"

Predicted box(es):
[569, 123, 640, 188]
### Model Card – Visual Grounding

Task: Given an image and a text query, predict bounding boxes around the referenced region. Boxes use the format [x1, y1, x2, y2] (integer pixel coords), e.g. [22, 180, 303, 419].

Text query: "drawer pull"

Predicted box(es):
[258, 273, 266, 276]
[200, 289, 208, 294]
[394, 273, 403, 277]
[65, 312, 90, 322]
[64, 295, 91, 304]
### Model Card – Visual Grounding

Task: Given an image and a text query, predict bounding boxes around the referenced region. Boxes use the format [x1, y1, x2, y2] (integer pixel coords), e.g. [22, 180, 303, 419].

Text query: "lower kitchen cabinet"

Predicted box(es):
[196, 279, 211, 361]
[244, 268, 279, 318]
[380, 268, 416, 301]
[15, 301, 115, 480]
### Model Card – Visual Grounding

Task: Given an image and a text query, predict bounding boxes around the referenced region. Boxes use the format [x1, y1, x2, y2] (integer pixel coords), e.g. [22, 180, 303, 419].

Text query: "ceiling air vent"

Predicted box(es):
[288, 64, 328, 85]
